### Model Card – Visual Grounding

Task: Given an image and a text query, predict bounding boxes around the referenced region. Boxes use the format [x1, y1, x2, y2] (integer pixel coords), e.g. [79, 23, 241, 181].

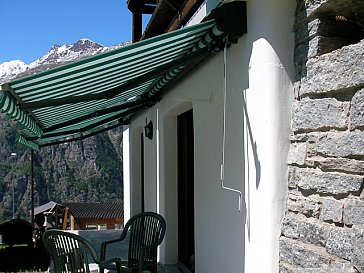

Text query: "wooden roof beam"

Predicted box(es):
[127, 0, 157, 42]
[166, 0, 205, 32]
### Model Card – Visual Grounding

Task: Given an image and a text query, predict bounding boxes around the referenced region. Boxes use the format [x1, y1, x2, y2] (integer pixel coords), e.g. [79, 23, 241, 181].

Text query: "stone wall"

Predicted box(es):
[279, 0, 364, 272]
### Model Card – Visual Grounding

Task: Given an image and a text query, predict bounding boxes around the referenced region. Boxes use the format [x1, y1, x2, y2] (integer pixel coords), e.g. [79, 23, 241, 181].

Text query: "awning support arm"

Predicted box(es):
[39, 121, 127, 147]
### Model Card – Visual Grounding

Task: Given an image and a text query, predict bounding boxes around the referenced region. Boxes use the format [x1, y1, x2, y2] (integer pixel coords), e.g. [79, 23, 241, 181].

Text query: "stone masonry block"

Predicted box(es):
[344, 199, 364, 226]
[288, 142, 308, 165]
[303, 0, 364, 20]
[290, 132, 320, 143]
[315, 158, 364, 175]
[286, 189, 321, 217]
[307, 36, 352, 58]
[353, 237, 364, 273]
[300, 40, 364, 95]
[282, 214, 300, 239]
[321, 197, 343, 223]
[281, 261, 358, 273]
[316, 131, 364, 157]
[292, 98, 348, 132]
[295, 17, 363, 59]
[329, 262, 359, 273]
[326, 227, 358, 260]
[296, 18, 340, 44]
[282, 213, 330, 246]
[280, 237, 331, 269]
[307, 18, 361, 41]
[350, 88, 364, 130]
[289, 167, 363, 195]
[279, 263, 294, 273]
[299, 219, 330, 247]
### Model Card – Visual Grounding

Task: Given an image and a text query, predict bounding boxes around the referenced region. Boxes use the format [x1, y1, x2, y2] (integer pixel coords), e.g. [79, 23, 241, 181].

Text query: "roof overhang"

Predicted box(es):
[141, 0, 201, 40]
[0, 1, 247, 149]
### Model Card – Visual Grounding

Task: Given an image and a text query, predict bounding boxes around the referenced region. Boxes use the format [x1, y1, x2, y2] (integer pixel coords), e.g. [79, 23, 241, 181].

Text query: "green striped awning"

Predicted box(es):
[0, 2, 246, 149]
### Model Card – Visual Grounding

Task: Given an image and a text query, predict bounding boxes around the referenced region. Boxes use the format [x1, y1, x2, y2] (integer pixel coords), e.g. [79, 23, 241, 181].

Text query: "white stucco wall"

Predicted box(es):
[123, 0, 295, 272]
[242, 0, 295, 272]
[123, 128, 130, 223]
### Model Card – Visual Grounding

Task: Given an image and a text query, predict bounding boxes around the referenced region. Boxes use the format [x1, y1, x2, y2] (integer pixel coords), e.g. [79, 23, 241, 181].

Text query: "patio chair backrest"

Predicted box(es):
[126, 212, 166, 269]
[42, 230, 100, 273]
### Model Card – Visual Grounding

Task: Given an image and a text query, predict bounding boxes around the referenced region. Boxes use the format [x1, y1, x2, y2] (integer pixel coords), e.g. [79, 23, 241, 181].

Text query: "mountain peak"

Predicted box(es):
[0, 60, 27, 81]
[79, 38, 92, 42]
[0, 39, 129, 85]
[72, 39, 103, 52]
[77, 38, 99, 44]
[26, 39, 109, 72]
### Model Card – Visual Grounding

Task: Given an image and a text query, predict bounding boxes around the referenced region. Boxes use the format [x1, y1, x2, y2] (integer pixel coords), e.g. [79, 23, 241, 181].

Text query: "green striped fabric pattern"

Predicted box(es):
[0, 20, 223, 149]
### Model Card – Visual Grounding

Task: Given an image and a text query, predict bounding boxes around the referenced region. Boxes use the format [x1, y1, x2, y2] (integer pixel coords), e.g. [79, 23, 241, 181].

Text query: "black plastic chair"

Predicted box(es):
[100, 212, 166, 273]
[42, 229, 122, 273]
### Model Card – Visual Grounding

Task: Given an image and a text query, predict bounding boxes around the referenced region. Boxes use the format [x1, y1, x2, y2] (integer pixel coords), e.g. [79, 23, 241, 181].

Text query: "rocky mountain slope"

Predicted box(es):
[0, 38, 130, 84]
[0, 39, 129, 222]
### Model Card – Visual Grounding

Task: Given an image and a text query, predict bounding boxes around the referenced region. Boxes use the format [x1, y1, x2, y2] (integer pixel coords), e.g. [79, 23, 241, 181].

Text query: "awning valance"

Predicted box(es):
[0, 2, 246, 149]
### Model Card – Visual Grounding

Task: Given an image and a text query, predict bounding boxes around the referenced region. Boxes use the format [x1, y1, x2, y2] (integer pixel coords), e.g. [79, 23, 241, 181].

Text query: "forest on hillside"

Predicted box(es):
[0, 118, 124, 222]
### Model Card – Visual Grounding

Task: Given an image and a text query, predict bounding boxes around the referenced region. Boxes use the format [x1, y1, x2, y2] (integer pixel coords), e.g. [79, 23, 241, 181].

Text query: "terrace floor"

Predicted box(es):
[0, 229, 184, 273]
[158, 264, 183, 273]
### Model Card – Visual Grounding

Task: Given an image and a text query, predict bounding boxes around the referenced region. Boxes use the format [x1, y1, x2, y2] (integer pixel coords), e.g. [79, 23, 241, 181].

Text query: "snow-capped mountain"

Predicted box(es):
[0, 60, 28, 82]
[0, 38, 130, 85]
[28, 39, 105, 69]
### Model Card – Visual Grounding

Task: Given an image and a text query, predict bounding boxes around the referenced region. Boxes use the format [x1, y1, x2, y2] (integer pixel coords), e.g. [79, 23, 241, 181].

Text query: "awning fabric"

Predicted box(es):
[0, 2, 246, 149]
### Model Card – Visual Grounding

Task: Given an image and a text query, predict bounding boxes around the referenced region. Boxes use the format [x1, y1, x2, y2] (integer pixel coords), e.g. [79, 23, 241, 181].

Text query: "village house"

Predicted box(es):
[123, 0, 364, 272]
[0, 0, 363, 272]
[34, 201, 123, 230]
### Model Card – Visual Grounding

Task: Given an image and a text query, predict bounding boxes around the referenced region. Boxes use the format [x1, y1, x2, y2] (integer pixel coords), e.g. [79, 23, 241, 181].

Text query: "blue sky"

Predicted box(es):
[0, 0, 149, 64]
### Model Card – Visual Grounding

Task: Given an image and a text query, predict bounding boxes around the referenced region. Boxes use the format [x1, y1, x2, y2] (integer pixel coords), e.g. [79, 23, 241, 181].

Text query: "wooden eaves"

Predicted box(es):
[127, 0, 206, 41]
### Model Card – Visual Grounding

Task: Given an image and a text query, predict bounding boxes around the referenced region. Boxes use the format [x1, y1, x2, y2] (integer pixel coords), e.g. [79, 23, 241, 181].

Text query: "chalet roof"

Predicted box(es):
[61, 202, 124, 220]
[34, 201, 58, 216]
[141, 0, 205, 40]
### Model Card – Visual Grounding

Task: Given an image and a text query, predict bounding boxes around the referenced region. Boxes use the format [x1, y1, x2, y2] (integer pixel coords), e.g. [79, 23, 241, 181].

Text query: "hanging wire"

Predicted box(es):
[220, 35, 242, 212]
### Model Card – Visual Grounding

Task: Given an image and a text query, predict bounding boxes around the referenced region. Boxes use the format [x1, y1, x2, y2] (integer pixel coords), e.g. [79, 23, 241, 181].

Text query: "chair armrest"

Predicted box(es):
[100, 228, 128, 260]
[99, 257, 123, 273]
[100, 237, 126, 260]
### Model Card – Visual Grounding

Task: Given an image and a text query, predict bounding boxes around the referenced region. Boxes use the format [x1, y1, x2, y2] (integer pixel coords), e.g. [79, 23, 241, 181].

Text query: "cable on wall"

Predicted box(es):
[220, 35, 242, 212]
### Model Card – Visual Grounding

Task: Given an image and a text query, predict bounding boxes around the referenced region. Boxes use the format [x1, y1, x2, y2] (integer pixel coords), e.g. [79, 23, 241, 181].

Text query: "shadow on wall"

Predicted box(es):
[226, 0, 296, 245]
[229, 0, 295, 190]
[242, 90, 261, 242]
[242, 91, 261, 190]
